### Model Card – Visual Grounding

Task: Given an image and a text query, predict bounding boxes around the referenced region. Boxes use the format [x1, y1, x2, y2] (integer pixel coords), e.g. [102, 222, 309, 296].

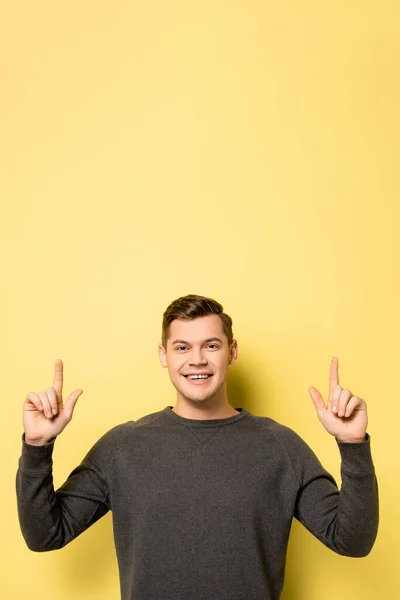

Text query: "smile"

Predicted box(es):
[182, 374, 213, 384]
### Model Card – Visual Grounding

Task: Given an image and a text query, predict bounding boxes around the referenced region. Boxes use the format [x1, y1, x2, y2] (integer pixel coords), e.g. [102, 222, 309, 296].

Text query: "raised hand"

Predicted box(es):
[23, 360, 83, 446]
[308, 358, 367, 443]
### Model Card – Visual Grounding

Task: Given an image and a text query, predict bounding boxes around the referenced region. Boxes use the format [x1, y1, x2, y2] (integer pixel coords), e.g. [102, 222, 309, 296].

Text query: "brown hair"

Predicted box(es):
[161, 294, 234, 348]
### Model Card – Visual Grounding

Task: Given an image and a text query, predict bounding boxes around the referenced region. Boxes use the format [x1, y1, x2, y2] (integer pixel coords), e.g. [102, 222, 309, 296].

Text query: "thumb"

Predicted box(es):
[64, 389, 83, 421]
[308, 386, 325, 416]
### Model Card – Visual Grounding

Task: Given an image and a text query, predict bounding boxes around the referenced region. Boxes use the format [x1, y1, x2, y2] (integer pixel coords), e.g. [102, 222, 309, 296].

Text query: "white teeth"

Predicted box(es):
[186, 375, 211, 379]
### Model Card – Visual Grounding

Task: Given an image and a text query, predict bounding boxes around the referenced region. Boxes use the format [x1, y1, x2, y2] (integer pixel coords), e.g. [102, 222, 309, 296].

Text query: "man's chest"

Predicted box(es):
[108, 427, 296, 519]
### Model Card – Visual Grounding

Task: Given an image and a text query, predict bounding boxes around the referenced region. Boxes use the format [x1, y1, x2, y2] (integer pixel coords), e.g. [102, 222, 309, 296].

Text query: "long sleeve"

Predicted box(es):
[16, 427, 117, 552]
[15, 407, 380, 600]
[283, 430, 379, 557]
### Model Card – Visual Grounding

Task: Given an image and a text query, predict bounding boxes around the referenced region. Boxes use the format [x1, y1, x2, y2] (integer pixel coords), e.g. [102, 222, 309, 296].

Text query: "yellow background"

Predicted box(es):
[1, 1, 399, 598]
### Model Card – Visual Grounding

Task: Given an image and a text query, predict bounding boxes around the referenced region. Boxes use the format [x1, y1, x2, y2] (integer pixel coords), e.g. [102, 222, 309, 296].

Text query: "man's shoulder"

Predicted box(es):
[132, 408, 167, 428]
[251, 413, 296, 435]
[250, 414, 309, 448]
[109, 408, 166, 435]
[92, 409, 166, 446]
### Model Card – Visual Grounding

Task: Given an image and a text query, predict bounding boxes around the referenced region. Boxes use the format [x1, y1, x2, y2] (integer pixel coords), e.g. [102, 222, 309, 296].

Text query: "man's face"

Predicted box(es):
[158, 314, 238, 406]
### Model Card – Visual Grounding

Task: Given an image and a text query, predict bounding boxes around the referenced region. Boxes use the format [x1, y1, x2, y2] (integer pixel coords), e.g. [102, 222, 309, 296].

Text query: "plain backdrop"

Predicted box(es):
[1, 1, 399, 598]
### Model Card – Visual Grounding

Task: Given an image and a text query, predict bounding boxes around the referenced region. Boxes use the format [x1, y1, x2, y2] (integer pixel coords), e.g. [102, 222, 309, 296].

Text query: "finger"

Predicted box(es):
[329, 357, 339, 396]
[25, 392, 44, 412]
[331, 384, 342, 413]
[308, 387, 325, 416]
[327, 389, 332, 412]
[46, 387, 58, 416]
[337, 388, 352, 417]
[38, 391, 53, 419]
[53, 359, 63, 400]
[344, 395, 364, 418]
[64, 389, 83, 421]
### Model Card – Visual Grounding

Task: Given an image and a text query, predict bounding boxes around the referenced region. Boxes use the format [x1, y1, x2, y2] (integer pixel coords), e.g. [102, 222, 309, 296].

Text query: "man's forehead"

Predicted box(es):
[168, 315, 225, 340]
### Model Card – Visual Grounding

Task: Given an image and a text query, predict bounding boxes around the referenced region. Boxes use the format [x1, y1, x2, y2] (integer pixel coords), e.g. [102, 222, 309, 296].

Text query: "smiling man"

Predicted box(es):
[16, 294, 378, 600]
[158, 306, 239, 419]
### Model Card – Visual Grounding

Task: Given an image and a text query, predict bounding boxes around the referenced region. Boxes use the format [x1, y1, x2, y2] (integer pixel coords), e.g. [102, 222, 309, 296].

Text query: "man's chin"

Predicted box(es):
[176, 386, 218, 404]
[180, 392, 213, 404]
[172, 377, 225, 405]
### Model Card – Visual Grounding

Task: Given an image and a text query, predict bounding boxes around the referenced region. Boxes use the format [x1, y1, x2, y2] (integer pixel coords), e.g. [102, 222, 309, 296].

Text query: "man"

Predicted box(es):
[17, 294, 378, 600]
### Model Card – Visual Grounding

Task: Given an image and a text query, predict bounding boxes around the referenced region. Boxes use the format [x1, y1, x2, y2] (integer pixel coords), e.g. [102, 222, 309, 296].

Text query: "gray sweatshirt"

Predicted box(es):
[16, 406, 378, 600]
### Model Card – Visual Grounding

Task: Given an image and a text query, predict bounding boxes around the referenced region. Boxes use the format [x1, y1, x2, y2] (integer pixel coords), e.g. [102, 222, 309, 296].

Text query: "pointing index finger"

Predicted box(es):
[329, 357, 339, 393]
[53, 359, 63, 398]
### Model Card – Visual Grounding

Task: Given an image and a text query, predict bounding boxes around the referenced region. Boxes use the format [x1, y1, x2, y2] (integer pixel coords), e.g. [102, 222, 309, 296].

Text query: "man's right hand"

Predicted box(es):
[23, 360, 83, 446]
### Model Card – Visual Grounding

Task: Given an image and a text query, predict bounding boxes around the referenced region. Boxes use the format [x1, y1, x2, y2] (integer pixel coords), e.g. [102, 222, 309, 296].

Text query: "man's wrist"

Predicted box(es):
[336, 434, 367, 444]
[24, 435, 54, 446]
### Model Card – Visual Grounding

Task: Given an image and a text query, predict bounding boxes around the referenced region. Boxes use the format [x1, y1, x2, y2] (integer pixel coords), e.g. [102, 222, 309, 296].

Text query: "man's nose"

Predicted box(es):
[189, 349, 207, 365]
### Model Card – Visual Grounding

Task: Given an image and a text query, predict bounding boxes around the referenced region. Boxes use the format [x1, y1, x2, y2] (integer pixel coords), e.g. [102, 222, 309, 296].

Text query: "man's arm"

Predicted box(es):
[291, 356, 379, 555]
[16, 360, 112, 551]
[282, 429, 378, 557]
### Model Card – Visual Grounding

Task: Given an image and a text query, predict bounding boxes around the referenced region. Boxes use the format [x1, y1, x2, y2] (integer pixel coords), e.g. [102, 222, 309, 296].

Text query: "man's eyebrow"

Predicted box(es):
[171, 337, 223, 345]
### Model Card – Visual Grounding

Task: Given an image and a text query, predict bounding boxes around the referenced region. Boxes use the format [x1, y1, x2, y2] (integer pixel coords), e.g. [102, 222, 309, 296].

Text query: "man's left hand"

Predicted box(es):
[308, 357, 368, 443]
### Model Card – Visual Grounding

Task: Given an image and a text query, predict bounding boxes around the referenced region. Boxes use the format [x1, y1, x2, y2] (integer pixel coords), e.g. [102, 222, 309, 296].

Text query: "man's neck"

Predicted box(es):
[172, 401, 239, 420]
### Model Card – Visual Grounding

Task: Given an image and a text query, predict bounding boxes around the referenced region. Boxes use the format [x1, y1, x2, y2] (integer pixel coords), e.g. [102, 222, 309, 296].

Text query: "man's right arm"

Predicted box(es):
[16, 431, 113, 551]
[16, 359, 112, 551]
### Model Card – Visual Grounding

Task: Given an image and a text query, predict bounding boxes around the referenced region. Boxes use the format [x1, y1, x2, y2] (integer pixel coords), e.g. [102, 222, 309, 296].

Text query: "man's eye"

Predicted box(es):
[176, 346, 187, 351]
[207, 344, 218, 349]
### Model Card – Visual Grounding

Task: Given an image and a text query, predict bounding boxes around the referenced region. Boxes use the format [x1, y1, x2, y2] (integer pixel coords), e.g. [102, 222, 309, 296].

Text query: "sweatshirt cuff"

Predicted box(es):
[336, 433, 375, 475]
[19, 433, 56, 471]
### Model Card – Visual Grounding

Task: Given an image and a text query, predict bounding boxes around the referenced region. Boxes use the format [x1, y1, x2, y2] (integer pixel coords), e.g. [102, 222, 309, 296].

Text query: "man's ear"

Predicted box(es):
[158, 344, 168, 368]
[229, 340, 238, 365]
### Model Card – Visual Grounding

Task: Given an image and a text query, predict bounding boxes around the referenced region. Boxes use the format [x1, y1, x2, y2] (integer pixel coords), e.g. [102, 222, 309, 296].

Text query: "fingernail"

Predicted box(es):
[52, 408, 57, 415]
[338, 410, 344, 417]
[332, 406, 337, 412]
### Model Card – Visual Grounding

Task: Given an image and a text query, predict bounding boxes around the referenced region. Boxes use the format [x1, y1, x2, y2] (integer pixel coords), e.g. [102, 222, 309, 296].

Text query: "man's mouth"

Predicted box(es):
[182, 374, 213, 383]
[183, 373, 212, 385]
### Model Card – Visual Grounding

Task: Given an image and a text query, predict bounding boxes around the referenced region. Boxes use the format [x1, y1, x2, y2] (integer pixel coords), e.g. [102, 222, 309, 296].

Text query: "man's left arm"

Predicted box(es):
[299, 357, 379, 556]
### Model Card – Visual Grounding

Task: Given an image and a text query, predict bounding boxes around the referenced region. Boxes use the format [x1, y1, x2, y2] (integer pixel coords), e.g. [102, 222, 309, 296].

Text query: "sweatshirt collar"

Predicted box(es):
[163, 406, 250, 428]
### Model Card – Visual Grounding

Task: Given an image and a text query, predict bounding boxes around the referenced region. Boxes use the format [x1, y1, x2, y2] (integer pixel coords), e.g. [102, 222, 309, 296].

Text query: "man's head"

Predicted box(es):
[161, 294, 234, 348]
[158, 295, 238, 406]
